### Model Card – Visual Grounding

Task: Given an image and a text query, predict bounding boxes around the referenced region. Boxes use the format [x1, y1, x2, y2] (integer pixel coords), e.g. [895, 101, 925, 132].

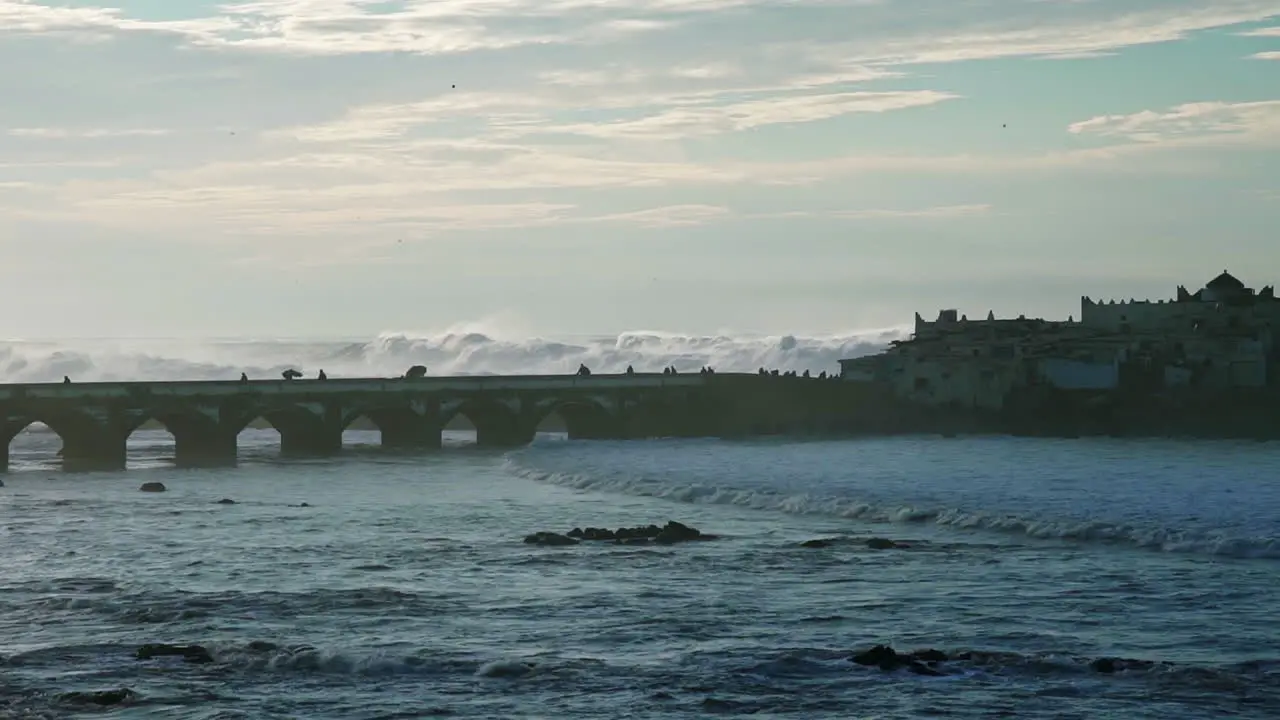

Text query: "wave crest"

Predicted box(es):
[504, 461, 1280, 560]
[0, 327, 904, 383]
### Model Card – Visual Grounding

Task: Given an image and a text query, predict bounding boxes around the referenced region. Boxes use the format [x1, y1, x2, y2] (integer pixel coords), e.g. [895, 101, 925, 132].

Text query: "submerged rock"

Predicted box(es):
[523, 532, 579, 546]
[849, 645, 948, 676]
[476, 659, 535, 678]
[59, 688, 137, 706]
[800, 539, 835, 548]
[532, 521, 717, 547]
[136, 643, 213, 664]
[139, 482, 166, 493]
[865, 537, 909, 550]
[216, 498, 236, 505]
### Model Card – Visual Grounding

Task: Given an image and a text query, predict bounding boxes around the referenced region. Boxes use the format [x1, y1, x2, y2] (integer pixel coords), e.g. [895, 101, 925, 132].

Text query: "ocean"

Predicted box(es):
[2, 335, 1279, 718]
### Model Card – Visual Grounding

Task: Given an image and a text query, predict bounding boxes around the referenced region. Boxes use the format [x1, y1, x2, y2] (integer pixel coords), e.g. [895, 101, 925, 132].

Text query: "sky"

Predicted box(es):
[0, 0, 1278, 339]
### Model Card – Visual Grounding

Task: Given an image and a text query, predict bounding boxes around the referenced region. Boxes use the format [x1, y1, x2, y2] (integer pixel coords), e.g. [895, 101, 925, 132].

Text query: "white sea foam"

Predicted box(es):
[0, 326, 906, 383]
[505, 461, 1280, 560]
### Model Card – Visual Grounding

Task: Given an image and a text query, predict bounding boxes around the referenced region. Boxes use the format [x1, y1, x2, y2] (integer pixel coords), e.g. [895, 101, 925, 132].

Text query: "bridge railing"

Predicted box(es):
[0, 372, 757, 401]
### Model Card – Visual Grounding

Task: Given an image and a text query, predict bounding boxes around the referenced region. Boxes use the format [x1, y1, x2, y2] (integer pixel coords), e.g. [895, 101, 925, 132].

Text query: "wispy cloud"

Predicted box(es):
[532, 90, 958, 140]
[1068, 101, 1280, 145]
[1253, 51, 1280, 59]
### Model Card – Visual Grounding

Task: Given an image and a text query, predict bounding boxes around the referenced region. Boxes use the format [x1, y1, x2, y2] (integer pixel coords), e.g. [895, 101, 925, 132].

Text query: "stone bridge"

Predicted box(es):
[1, 373, 838, 472]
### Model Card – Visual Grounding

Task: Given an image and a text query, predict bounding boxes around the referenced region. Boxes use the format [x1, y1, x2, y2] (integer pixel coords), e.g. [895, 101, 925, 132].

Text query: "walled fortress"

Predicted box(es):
[838, 272, 1279, 410]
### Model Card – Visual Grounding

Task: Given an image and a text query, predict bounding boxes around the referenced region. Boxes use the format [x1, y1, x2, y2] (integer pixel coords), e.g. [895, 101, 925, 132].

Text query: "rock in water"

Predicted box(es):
[135, 643, 213, 663]
[216, 498, 236, 504]
[139, 482, 166, 493]
[59, 689, 137, 706]
[523, 532, 579, 546]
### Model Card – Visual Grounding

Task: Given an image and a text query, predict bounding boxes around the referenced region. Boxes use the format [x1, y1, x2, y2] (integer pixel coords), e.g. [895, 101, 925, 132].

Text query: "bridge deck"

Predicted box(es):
[0, 373, 733, 401]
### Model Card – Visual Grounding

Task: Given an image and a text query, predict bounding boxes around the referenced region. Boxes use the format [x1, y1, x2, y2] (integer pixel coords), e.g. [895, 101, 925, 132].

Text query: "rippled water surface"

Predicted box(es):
[2, 430, 1278, 718]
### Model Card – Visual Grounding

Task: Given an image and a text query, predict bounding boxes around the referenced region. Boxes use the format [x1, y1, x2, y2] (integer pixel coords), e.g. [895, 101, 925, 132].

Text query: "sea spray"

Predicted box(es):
[0, 327, 906, 383]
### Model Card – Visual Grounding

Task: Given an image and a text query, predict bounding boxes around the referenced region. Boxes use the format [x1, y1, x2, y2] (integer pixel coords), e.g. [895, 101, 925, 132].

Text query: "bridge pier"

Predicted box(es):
[174, 432, 238, 468]
[279, 426, 342, 457]
[476, 422, 534, 448]
[61, 432, 127, 473]
[368, 409, 443, 450]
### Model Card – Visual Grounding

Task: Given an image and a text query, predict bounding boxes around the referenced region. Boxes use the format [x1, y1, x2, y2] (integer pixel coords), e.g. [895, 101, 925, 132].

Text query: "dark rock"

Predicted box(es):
[566, 527, 584, 538]
[136, 643, 214, 663]
[139, 482, 166, 493]
[654, 520, 710, 544]
[59, 688, 137, 706]
[523, 532, 579, 546]
[866, 537, 907, 550]
[297, 502, 311, 507]
[851, 644, 900, 669]
[912, 648, 948, 663]
[1091, 657, 1118, 673]
[801, 539, 833, 548]
[581, 527, 616, 541]
[247, 641, 279, 653]
[1089, 656, 1155, 673]
[216, 498, 236, 505]
[620, 537, 650, 545]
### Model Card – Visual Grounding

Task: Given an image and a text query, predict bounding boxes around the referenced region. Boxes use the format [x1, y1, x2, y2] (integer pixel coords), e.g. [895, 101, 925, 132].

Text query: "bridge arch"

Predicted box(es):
[124, 409, 235, 468]
[441, 400, 525, 447]
[532, 399, 620, 440]
[229, 404, 340, 458]
[340, 407, 441, 450]
[2, 409, 122, 472]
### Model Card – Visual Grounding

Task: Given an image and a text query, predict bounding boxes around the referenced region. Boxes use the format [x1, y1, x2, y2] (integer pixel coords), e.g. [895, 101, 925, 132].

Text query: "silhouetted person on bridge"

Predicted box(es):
[240, 372, 249, 382]
[577, 363, 591, 376]
[63, 376, 71, 384]
[803, 369, 810, 378]
[318, 370, 327, 380]
[626, 365, 634, 375]
[282, 369, 302, 380]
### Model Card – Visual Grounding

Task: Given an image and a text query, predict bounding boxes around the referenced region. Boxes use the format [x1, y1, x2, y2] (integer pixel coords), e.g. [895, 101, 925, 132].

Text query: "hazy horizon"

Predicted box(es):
[2, 1, 1277, 339]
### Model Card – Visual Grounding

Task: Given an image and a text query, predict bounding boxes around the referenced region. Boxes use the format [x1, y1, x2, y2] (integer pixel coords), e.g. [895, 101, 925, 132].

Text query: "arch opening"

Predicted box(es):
[3, 418, 71, 473]
[2, 411, 126, 473]
[441, 401, 523, 448]
[234, 406, 339, 459]
[128, 412, 232, 469]
[341, 408, 441, 451]
[534, 401, 618, 440]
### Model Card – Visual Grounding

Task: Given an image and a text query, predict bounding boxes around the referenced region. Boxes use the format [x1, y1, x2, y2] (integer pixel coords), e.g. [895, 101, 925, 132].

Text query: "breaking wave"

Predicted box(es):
[504, 461, 1280, 560]
[0, 326, 905, 383]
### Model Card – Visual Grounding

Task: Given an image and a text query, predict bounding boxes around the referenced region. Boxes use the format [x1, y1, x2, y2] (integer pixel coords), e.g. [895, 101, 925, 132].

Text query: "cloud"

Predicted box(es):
[1068, 101, 1280, 145]
[0, 0, 232, 40]
[9, 127, 171, 139]
[1240, 26, 1280, 36]
[1253, 51, 1280, 59]
[534, 90, 957, 141]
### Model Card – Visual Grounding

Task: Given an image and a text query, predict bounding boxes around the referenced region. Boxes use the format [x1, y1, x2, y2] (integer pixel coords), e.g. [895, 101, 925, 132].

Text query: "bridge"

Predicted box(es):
[0, 373, 857, 472]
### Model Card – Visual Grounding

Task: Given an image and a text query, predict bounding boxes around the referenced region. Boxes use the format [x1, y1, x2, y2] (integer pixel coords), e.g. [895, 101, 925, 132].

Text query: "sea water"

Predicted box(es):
[2, 429, 1278, 718]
